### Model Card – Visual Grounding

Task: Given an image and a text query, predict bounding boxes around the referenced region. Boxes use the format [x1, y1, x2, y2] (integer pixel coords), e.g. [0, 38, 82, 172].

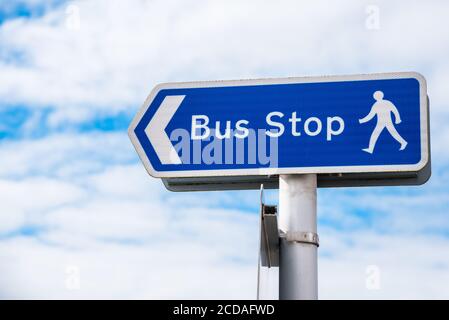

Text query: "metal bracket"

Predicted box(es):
[280, 230, 320, 247]
[259, 185, 279, 268]
[258, 186, 320, 269]
[260, 203, 279, 267]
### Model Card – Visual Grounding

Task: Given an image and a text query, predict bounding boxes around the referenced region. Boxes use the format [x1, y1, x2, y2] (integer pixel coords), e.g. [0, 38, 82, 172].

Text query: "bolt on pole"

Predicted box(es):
[278, 174, 318, 300]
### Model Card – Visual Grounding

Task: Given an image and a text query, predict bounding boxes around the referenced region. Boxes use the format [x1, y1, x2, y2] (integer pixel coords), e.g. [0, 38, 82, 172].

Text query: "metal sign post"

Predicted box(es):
[279, 174, 318, 300]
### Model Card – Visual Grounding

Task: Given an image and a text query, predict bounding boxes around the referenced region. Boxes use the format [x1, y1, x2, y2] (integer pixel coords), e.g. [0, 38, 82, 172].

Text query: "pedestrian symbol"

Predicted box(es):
[359, 90, 408, 154]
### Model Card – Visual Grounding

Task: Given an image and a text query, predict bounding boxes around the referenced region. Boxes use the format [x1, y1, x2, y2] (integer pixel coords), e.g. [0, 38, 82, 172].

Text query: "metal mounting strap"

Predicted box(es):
[280, 231, 320, 247]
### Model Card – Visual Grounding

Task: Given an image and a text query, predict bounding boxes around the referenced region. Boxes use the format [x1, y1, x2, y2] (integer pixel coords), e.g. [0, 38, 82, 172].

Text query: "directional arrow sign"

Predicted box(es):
[129, 72, 429, 185]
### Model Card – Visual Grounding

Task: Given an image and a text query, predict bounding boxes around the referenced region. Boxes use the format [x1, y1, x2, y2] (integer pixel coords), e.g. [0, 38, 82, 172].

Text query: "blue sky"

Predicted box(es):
[1, 0, 449, 299]
[0, 1, 58, 23]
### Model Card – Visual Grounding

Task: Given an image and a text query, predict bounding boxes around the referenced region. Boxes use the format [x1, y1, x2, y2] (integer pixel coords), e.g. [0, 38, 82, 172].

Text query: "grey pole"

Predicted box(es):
[278, 174, 318, 300]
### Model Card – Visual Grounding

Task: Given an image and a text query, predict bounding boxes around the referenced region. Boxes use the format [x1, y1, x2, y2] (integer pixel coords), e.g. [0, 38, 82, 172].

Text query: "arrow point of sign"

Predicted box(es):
[145, 95, 185, 165]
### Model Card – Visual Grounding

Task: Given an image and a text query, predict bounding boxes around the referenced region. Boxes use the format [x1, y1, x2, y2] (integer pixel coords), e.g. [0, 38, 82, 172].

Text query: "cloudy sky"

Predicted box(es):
[0, 0, 449, 299]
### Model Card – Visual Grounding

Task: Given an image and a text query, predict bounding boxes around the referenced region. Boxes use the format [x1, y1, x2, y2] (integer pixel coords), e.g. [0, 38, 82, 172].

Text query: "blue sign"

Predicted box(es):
[129, 72, 429, 178]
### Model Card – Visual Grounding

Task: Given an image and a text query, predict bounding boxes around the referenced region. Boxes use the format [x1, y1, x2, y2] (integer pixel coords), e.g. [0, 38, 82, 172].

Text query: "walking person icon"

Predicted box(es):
[359, 90, 408, 154]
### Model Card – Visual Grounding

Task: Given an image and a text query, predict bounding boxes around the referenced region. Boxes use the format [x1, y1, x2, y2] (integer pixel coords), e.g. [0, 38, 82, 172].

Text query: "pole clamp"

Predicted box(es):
[280, 231, 319, 247]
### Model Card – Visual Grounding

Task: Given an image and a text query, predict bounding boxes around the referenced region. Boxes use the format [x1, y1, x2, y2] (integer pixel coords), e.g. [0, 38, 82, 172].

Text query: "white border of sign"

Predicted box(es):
[128, 72, 428, 179]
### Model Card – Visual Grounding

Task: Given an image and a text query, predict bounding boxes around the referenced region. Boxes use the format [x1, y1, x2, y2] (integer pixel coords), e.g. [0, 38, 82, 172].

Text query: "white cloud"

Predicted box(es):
[1, 0, 449, 126]
[319, 186, 449, 234]
[0, 133, 447, 299]
[0, 171, 260, 299]
[0, 177, 85, 233]
[0, 132, 134, 178]
[0, 236, 258, 299]
[0, 133, 260, 298]
[319, 228, 449, 299]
